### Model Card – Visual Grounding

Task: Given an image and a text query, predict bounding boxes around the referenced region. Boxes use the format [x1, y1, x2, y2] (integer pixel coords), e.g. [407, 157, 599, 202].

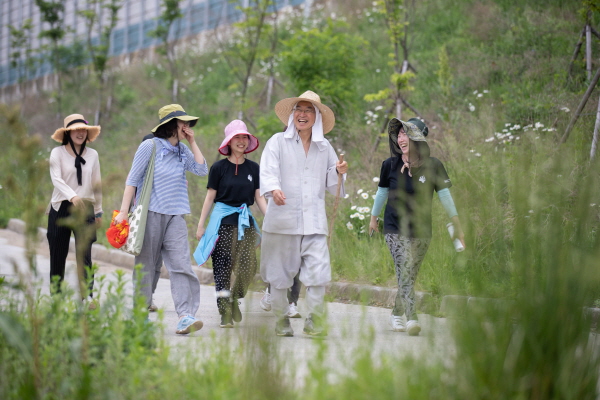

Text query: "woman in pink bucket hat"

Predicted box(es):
[194, 120, 266, 328]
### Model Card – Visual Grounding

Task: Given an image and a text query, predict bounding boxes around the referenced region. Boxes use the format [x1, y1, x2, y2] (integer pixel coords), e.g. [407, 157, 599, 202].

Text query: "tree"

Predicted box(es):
[79, 0, 124, 125]
[8, 19, 34, 102]
[35, 0, 67, 119]
[148, 0, 184, 102]
[219, 0, 275, 123]
[364, 0, 421, 151]
[280, 18, 365, 121]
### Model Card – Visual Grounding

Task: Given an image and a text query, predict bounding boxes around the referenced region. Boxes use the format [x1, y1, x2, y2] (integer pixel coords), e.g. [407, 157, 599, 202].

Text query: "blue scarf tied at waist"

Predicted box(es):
[193, 202, 261, 266]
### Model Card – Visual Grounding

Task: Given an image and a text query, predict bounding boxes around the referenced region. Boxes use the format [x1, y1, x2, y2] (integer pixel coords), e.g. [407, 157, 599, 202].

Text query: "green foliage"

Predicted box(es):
[148, 0, 184, 57]
[437, 45, 453, 98]
[280, 18, 366, 117]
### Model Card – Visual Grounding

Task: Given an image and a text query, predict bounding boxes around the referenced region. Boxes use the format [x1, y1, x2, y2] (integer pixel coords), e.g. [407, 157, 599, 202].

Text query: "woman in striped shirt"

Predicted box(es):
[115, 104, 208, 335]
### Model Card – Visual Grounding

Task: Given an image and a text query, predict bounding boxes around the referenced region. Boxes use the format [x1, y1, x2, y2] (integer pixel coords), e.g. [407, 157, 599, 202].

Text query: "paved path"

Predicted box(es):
[0, 229, 454, 379]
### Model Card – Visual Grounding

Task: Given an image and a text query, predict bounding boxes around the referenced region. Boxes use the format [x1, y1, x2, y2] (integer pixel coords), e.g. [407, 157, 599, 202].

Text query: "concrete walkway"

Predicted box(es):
[0, 227, 454, 380]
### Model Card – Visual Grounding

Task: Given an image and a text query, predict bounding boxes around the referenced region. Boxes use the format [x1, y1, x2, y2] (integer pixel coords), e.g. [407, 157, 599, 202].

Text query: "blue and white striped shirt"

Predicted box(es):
[126, 138, 208, 215]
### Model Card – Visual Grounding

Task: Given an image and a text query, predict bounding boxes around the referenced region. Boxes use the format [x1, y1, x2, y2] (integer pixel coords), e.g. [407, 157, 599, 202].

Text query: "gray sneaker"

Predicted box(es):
[303, 314, 327, 337]
[275, 318, 294, 337]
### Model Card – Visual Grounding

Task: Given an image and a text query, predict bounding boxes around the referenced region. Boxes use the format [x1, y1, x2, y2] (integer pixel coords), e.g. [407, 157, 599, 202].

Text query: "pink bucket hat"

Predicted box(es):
[218, 120, 259, 156]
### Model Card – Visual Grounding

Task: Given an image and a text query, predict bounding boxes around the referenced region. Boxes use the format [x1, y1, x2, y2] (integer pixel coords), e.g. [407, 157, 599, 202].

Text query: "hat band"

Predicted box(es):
[159, 110, 188, 123]
[66, 119, 88, 128]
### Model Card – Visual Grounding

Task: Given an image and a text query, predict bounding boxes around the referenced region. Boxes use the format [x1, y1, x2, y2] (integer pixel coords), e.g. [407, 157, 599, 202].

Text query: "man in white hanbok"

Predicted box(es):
[260, 91, 348, 337]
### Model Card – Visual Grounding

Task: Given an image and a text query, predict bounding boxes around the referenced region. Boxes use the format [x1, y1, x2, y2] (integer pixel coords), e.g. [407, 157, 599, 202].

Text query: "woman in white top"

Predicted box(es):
[47, 114, 102, 302]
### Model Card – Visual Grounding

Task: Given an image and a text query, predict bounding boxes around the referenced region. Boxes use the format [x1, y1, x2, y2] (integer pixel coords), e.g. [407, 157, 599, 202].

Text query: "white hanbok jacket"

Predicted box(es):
[260, 131, 346, 235]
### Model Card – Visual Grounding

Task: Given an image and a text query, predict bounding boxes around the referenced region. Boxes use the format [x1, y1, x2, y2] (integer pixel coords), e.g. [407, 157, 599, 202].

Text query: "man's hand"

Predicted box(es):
[272, 189, 286, 206]
[336, 160, 348, 175]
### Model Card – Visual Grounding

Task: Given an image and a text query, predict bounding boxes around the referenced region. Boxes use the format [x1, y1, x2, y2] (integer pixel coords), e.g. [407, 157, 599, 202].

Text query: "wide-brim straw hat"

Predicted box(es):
[219, 119, 260, 155]
[388, 117, 430, 157]
[151, 104, 199, 133]
[274, 90, 335, 134]
[51, 114, 101, 143]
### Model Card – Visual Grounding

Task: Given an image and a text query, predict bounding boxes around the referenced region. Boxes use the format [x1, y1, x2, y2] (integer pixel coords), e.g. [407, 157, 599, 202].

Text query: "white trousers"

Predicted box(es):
[260, 232, 331, 318]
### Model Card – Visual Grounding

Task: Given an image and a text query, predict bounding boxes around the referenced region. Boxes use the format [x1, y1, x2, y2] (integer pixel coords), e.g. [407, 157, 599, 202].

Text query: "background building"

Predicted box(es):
[0, 0, 308, 89]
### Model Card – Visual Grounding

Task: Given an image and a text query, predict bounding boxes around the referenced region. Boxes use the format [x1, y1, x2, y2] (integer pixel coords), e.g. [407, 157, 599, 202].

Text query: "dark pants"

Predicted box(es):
[268, 273, 301, 305]
[47, 200, 97, 295]
[211, 224, 258, 315]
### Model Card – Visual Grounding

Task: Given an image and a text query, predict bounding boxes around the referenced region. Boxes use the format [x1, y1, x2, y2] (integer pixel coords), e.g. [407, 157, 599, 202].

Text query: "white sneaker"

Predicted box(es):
[286, 302, 301, 318]
[389, 314, 406, 332]
[260, 289, 271, 311]
[406, 320, 421, 336]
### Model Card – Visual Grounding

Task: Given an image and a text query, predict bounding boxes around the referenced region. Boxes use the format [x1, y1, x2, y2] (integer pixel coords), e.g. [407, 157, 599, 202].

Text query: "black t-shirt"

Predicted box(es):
[207, 158, 260, 225]
[379, 156, 452, 238]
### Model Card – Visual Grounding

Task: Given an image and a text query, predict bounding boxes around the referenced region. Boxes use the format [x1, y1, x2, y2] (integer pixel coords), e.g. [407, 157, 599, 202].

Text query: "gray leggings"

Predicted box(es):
[385, 233, 430, 320]
[134, 212, 201, 318]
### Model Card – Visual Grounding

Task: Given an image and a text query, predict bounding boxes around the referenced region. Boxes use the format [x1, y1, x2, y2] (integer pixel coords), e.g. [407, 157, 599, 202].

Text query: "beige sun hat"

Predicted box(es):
[151, 104, 199, 133]
[51, 114, 101, 143]
[274, 90, 335, 134]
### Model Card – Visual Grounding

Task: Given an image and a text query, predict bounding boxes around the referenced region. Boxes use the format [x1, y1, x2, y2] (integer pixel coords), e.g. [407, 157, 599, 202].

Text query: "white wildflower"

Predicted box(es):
[357, 189, 363, 194]
[528, 210, 534, 214]
[372, 195, 376, 200]
[483, 90, 489, 93]
[351, 205, 357, 210]
[469, 103, 475, 112]
[361, 193, 369, 199]
[505, 123, 511, 127]
[473, 90, 478, 95]
[485, 137, 495, 142]
[534, 122, 544, 129]
[376, 68, 381, 73]
[475, 153, 481, 157]
[375, 105, 383, 111]
[373, 177, 380, 182]
[477, 93, 483, 98]
[346, 222, 354, 230]
[344, 194, 349, 199]
[560, 107, 570, 112]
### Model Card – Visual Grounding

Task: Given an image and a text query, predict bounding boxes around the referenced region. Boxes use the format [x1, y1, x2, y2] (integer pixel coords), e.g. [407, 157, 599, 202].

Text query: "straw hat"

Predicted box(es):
[151, 104, 199, 133]
[274, 90, 335, 134]
[51, 114, 101, 143]
[218, 120, 259, 156]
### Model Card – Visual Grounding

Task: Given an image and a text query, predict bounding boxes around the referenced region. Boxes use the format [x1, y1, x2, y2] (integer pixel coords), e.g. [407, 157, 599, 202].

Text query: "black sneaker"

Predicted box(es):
[275, 318, 294, 337]
[232, 300, 242, 323]
[220, 314, 234, 328]
[303, 313, 327, 337]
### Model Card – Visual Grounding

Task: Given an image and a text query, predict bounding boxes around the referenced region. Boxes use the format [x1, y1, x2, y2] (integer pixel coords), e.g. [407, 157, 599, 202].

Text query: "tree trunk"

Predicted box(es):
[561, 67, 600, 144]
[586, 24, 592, 81]
[568, 27, 585, 79]
[591, 94, 600, 160]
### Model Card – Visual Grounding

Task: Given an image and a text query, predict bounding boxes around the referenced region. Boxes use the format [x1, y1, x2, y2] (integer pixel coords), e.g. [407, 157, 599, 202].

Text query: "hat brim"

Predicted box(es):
[274, 96, 335, 134]
[51, 125, 101, 143]
[151, 115, 199, 133]
[388, 118, 429, 156]
[219, 132, 260, 156]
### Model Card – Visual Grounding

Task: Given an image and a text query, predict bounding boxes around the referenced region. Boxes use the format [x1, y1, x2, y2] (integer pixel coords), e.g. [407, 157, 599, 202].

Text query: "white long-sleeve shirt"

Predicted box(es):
[49, 146, 103, 215]
[259, 131, 345, 235]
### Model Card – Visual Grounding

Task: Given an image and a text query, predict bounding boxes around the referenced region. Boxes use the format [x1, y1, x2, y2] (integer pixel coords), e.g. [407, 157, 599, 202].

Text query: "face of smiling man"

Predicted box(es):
[293, 100, 316, 132]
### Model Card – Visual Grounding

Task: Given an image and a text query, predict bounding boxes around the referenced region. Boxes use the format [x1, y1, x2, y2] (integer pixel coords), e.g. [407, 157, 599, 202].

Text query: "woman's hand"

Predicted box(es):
[182, 126, 195, 143]
[71, 196, 85, 209]
[369, 215, 379, 235]
[115, 211, 128, 224]
[196, 226, 206, 241]
[336, 160, 348, 175]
